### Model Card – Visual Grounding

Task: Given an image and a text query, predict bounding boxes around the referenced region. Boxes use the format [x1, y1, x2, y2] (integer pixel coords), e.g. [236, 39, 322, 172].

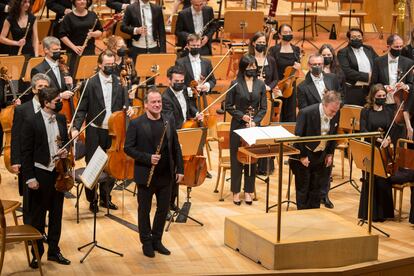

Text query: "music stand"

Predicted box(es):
[292, 1, 318, 50]
[165, 128, 205, 231]
[74, 55, 99, 81]
[348, 139, 390, 237]
[335, 0, 358, 50]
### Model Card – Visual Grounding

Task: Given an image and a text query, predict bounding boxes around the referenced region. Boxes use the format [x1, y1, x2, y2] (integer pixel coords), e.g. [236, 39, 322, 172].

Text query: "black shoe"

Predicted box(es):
[29, 258, 39, 269]
[99, 200, 118, 210]
[233, 200, 241, 205]
[89, 203, 99, 213]
[48, 252, 71, 265]
[216, 108, 225, 115]
[153, 241, 171, 255]
[142, 243, 155, 258]
[206, 171, 212, 179]
[321, 197, 334, 209]
[170, 203, 179, 212]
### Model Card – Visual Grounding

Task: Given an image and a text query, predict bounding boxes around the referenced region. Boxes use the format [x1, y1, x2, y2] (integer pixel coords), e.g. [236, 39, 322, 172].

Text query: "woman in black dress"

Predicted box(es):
[59, 0, 102, 75]
[319, 43, 345, 94]
[0, 0, 38, 56]
[402, 29, 414, 61]
[358, 83, 395, 222]
[269, 24, 301, 122]
[225, 54, 267, 205]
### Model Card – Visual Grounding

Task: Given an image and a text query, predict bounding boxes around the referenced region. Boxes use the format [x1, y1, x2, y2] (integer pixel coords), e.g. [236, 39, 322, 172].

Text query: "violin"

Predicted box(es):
[54, 136, 75, 192]
[273, 65, 301, 99]
[237, 106, 258, 165]
[58, 57, 77, 124]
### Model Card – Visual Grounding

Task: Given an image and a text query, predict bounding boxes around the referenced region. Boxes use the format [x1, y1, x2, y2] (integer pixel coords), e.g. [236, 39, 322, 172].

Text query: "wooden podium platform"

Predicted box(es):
[224, 209, 379, 270]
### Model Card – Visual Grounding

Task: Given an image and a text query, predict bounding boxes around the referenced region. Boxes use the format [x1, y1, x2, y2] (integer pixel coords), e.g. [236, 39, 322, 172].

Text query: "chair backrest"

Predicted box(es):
[216, 122, 231, 156]
[203, 55, 231, 80]
[395, 139, 414, 170]
[271, 98, 283, 123]
[22, 57, 44, 82]
[339, 104, 363, 132]
[37, 19, 52, 43]
[0, 56, 25, 80]
[339, 0, 364, 11]
[261, 98, 273, 126]
[75, 55, 98, 80]
[223, 11, 264, 39]
[135, 53, 176, 79]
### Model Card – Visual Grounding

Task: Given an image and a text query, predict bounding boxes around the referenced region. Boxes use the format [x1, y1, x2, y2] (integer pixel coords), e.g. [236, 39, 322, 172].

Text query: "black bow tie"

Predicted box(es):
[48, 114, 56, 123]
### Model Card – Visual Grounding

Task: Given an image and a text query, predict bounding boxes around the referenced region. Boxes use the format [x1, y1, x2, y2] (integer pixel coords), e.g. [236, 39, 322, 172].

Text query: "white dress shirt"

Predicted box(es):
[32, 97, 41, 113]
[388, 53, 399, 87]
[314, 104, 331, 152]
[132, 0, 157, 49]
[172, 87, 188, 121]
[191, 6, 203, 35]
[310, 73, 326, 100]
[91, 72, 113, 129]
[351, 46, 371, 86]
[189, 54, 211, 91]
[46, 57, 62, 88]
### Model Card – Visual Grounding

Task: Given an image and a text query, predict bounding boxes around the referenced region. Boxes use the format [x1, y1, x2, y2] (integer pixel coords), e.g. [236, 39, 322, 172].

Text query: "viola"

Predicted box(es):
[55, 136, 75, 192]
[58, 57, 77, 124]
[274, 66, 301, 98]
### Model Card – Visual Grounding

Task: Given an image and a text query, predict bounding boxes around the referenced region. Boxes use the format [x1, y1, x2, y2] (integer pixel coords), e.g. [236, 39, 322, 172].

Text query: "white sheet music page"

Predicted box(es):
[234, 126, 294, 146]
[80, 146, 108, 190]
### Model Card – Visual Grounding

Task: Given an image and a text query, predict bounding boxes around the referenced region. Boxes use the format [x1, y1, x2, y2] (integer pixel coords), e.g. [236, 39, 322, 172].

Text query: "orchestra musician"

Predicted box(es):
[124, 87, 184, 258]
[0, 0, 10, 54]
[20, 87, 71, 268]
[337, 28, 378, 106]
[225, 54, 267, 205]
[166, 0, 191, 25]
[290, 91, 340, 210]
[401, 29, 414, 61]
[106, 0, 131, 13]
[31, 36, 74, 100]
[175, 0, 215, 56]
[358, 83, 395, 222]
[0, 0, 38, 56]
[268, 23, 301, 122]
[71, 50, 131, 213]
[46, 0, 73, 37]
[319, 43, 346, 93]
[120, 0, 166, 62]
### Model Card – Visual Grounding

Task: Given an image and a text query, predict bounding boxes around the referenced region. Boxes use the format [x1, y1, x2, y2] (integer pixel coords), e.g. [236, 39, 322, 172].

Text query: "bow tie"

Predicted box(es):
[104, 78, 113, 84]
[323, 116, 329, 124]
[48, 114, 56, 123]
[389, 59, 398, 64]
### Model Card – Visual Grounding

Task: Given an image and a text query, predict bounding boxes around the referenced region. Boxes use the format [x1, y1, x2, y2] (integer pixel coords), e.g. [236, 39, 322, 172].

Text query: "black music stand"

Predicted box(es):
[335, 0, 357, 50]
[294, 2, 318, 50]
[298, 1, 329, 33]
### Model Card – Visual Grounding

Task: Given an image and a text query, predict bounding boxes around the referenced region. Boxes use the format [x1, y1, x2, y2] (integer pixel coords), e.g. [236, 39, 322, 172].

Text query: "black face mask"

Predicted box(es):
[51, 51, 61, 61]
[172, 82, 185, 91]
[350, 39, 363, 48]
[375, 97, 386, 106]
[103, 65, 115, 75]
[245, 69, 257, 78]
[282, 34, 293, 42]
[390, 48, 401, 58]
[255, 44, 266, 53]
[311, 66, 323, 76]
[190, 47, 200, 56]
[54, 101, 63, 113]
[117, 47, 127, 57]
[323, 56, 333, 66]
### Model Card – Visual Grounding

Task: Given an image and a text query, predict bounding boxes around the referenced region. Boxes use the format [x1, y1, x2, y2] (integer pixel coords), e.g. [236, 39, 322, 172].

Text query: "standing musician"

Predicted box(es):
[337, 28, 378, 107]
[290, 91, 340, 210]
[0, 0, 38, 56]
[225, 54, 267, 205]
[124, 87, 184, 258]
[59, 0, 103, 76]
[71, 50, 130, 213]
[268, 24, 301, 122]
[106, 0, 131, 13]
[20, 87, 71, 268]
[319, 43, 346, 93]
[0, 0, 10, 54]
[31, 36, 74, 100]
[175, 0, 215, 56]
[46, 0, 73, 37]
[358, 84, 395, 222]
[120, 0, 166, 62]
[166, 0, 191, 25]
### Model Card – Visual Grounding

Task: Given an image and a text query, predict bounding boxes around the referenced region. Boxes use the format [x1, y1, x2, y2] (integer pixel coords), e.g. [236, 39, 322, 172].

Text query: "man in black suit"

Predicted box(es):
[121, 0, 166, 62]
[297, 54, 341, 110]
[21, 87, 71, 268]
[106, 0, 131, 13]
[31, 36, 74, 100]
[72, 50, 131, 212]
[175, 0, 215, 56]
[290, 91, 340, 210]
[337, 28, 378, 106]
[46, 0, 73, 37]
[125, 87, 184, 258]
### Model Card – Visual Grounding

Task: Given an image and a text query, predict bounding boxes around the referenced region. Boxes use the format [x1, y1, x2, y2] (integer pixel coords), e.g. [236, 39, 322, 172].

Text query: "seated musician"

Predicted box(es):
[358, 84, 395, 222]
[319, 44, 346, 93]
[20, 87, 71, 268]
[290, 91, 340, 210]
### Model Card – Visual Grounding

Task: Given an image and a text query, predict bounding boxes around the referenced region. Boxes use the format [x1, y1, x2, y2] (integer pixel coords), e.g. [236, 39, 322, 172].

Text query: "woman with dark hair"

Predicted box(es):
[225, 54, 267, 205]
[269, 23, 301, 122]
[358, 83, 395, 222]
[319, 43, 345, 93]
[0, 0, 38, 56]
[402, 29, 414, 61]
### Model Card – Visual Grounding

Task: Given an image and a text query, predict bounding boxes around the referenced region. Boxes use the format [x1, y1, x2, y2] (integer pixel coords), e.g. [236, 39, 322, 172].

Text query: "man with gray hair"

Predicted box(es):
[290, 91, 341, 210]
[31, 36, 73, 100]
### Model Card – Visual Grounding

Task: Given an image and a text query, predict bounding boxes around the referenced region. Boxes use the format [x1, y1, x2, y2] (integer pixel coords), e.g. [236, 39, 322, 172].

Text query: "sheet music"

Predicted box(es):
[234, 126, 295, 146]
[80, 146, 108, 190]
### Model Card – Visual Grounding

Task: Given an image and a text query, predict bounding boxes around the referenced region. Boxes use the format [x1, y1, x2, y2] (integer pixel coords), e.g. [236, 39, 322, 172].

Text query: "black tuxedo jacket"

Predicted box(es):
[73, 73, 128, 131]
[124, 113, 184, 185]
[46, 0, 72, 21]
[106, 0, 130, 13]
[295, 103, 339, 158]
[337, 44, 378, 85]
[175, 55, 216, 90]
[21, 112, 68, 183]
[162, 87, 198, 129]
[297, 72, 341, 109]
[121, 2, 166, 52]
[175, 6, 215, 55]
[371, 54, 414, 91]
[31, 60, 67, 92]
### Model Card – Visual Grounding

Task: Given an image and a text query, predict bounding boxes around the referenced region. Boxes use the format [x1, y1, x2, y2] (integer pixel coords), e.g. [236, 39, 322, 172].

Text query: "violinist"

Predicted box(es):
[268, 24, 301, 122]
[46, 0, 73, 37]
[319, 43, 345, 93]
[358, 84, 395, 222]
[0, 0, 38, 56]
[20, 87, 71, 268]
[225, 54, 267, 205]
[31, 36, 74, 100]
[71, 50, 131, 213]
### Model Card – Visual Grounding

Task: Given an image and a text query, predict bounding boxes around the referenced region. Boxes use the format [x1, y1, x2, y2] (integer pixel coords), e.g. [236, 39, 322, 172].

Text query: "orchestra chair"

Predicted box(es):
[261, 97, 274, 126]
[288, 0, 319, 39]
[22, 55, 69, 83]
[37, 19, 52, 43]
[213, 122, 231, 201]
[392, 139, 414, 222]
[338, 0, 367, 32]
[0, 56, 25, 80]
[0, 200, 44, 275]
[135, 53, 176, 86]
[74, 55, 98, 80]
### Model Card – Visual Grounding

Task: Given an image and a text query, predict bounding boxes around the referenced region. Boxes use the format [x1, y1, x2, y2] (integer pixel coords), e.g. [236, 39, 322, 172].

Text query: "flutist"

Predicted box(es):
[125, 87, 184, 258]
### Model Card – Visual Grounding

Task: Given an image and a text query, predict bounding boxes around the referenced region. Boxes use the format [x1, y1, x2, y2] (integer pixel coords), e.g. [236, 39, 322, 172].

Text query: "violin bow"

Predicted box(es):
[199, 82, 238, 114]
[198, 47, 232, 87]
[259, 30, 273, 79]
[380, 100, 405, 149]
[16, 68, 52, 101]
[391, 64, 414, 93]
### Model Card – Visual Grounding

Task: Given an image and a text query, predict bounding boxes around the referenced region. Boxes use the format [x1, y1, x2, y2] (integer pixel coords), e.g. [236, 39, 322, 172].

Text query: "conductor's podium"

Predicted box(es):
[224, 209, 378, 270]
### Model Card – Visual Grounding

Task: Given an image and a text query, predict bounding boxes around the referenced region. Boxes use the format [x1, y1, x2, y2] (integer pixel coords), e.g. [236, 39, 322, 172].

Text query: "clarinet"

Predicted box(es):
[141, 8, 149, 53]
[146, 121, 168, 187]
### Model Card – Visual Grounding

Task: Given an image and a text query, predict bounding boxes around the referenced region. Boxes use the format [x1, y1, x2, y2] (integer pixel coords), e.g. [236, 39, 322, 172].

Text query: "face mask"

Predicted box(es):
[390, 48, 401, 58]
[51, 51, 61, 61]
[350, 39, 363, 48]
[172, 82, 185, 91]
[54, 101, 63, 113]
[323, 56, 333, 66]
[190, 47, 200, 56]
[282, 34, 293, 42]
[374, 97, 386, 106]
[245, 69, 257, 78]
[311, 66, 322, 76]
[117, 47, 127, 57]
[103, 65, 115, 75]
[255, 44, 266, 53]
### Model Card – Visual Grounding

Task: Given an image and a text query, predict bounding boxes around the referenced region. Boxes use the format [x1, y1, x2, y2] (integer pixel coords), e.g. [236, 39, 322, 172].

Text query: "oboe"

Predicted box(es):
[17, 22, 31, 56]
[147, 121, 168, 187]
[141, 8, 149, 53]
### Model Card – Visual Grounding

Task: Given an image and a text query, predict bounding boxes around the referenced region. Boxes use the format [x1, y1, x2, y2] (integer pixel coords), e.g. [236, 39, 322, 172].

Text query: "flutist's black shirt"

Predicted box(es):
[150, 117, 170, 177]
